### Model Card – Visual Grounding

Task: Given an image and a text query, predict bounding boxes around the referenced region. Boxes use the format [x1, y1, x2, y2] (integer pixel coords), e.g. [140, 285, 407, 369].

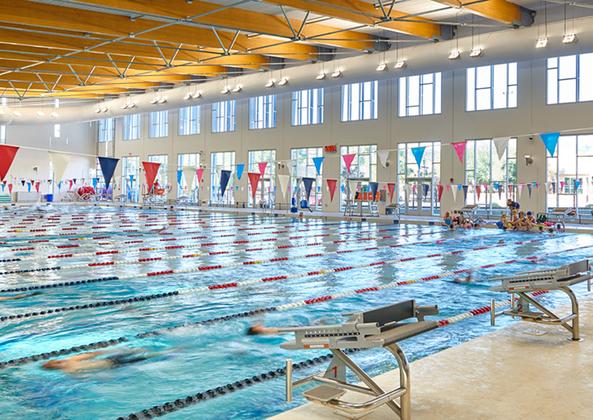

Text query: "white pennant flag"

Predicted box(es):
[349, 180, 358, 194]
[49, 152, 71, 182]
[277, 174, 290, 198]
[182, 167, 196, 189]
[451, 185, 457, 203]
[378, 150, 390, 168]
[493, 137, 510, 160]
[286, 162, 293, 177]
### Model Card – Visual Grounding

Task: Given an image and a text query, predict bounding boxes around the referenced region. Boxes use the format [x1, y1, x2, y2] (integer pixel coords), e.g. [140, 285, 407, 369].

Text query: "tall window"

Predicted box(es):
[123, 114, 140, 140]
[121, 156, 140, 201]
[212, 100, 236, 133]
[0, 124, 5, 144]
[177, 153, 200, 199]
[291, 88, 324, 126]
[179, 106, 200, 136]
[291, 147, 324, 209]
[340, 144, 377, 208]
[399, 72, 442, 117]
[249, 95, 276, 129]
[248, 150, 276, 207]
[465, 138, 517, 212]
[147, 154, 168, 190]
[547, 53, 593, 104]
[341, 81, 378, 122]
[397, 142, 441, 215]
[210, 151, 235, 203]
[547, 134, 593, 210]
[98, 118, 115, 142]
[467, 63, 517, 111]
[149, 110, 169, 138]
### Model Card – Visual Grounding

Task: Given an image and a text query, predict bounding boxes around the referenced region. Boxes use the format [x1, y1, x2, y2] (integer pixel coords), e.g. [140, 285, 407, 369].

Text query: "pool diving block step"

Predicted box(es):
[280, 300, 439, 420]
[490, 260, 591, 341]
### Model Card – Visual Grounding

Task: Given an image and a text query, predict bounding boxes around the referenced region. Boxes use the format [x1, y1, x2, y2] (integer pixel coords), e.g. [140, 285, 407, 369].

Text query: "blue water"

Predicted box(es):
[1, 207, 592, 419]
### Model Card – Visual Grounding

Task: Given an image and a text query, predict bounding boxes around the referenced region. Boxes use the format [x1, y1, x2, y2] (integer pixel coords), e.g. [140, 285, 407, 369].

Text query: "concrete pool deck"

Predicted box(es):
[271, 293, 593, 420]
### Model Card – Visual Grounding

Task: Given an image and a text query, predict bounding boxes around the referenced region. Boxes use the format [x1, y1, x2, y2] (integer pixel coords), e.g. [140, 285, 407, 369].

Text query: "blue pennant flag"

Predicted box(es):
[302, 177, 315, 202]
[27, 182, 31, 192]
[177, 169, 183, 185]
[575, 179, 582, 191]
[129, 174, 134, 186]
[312, 157, 324, 176]
[98, 157, 119, 188]
[540, 132, 560, 157]
[220, 170, 232, 197]
[236, 163, 245, 180]
[411, 146, 426, 169]
[369, 181, 379, 197]
[92, 177, 99, 189]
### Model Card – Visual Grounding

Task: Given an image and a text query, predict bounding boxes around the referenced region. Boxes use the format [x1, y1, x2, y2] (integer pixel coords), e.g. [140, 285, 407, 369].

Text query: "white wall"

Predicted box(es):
[106, 54, 593, 214]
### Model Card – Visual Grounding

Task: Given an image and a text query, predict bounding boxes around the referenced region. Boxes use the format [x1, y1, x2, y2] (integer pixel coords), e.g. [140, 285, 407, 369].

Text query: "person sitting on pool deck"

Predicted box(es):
[0, 291, 42, 302]
[42, 348, 164, 374]
[507, 198, 520, 212]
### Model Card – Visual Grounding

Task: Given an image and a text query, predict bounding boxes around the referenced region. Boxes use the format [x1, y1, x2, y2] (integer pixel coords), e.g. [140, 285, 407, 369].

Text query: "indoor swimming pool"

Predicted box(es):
[1, 207, 592, 420]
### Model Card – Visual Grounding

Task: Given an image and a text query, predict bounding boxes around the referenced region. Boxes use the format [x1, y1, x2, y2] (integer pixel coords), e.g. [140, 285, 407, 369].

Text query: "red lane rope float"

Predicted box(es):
[0, 237, 572, 322]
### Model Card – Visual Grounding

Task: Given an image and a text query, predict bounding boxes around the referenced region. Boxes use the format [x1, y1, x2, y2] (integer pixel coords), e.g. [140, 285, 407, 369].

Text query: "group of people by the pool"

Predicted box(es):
[443, 199, 557, 232]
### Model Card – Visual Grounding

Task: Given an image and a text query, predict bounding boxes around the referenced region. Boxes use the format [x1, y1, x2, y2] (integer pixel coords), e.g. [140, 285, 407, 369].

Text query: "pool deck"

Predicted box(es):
[271, 293, 593, 420]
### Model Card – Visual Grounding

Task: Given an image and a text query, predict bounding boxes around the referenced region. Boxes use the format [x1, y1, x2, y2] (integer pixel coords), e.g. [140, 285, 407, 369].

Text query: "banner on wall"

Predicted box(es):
[326, 179, 337, 202]
[219, 169, 232, 197]
[342, 153, 356, 173]
[236, 163, 245, 180]
[302, 177, 315, 202]
[312, 157, 324, 176]
[411, 147, 426, 170]
[49, 152, 71, 183]
[248, 172, 261, 199]
[98, 157, 119, 188]
[540, 132, 560, 157]
[142, 161, 161, 193]
[451, 142, 466, 164]
[0, 145, 19, 181]
[277, 174, 290, 198]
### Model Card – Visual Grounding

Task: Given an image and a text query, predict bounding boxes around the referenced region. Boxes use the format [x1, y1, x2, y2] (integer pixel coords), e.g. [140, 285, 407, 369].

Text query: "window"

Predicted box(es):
[0, 125, 5, 144]
[210, 151, 235, 203]
[177, 153, 200, 200]
[466, 63, 517, 111]
[212, 100, 236, 133]
[249, 95, 276, 129]
[292, 88, 324, 126]
[149, 110, 169, 138]
[98, 118, 115, 142]
[121, 156, 140, 202]
[291, 147, 324, 209]
[547, 134, 593, 211]
[179, 106, 200, 136]
[399, 72, 442, 117]
[340, 144, 377, 209]
[465, 138, 517, 213]
[147, 154, 168, 189]
[341, 81, 378, 121]
[248, 150, 276, 207]
[53, 123, 61, 138]
[123, 114, 140, 140]
[547, 53, 593, 104]
[397, 142, 441, 215]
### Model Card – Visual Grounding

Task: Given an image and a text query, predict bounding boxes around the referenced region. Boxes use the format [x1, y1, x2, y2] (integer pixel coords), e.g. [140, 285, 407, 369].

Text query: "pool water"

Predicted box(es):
[1, 207, 592, 420]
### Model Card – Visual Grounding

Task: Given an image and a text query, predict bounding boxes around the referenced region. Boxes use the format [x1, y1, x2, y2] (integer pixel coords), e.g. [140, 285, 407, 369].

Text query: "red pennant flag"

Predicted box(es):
[68, 180, 73, 190]
[476, 185, 482, 200]
[437, 184, 444, 202]
[248, 172, 261, 199]
[387, 182, 395, 203]
[258, 162, 268, 175]
[326, 179, 337, 202]
[0, 145, 19, 181]
[34, 181, 40, 193]
[451, 141, 466, 163]
[342, 153, 356, 173]
[142, 161, 161, 192]
[8, 183, 12, 193]
[196, 167, 204, 184]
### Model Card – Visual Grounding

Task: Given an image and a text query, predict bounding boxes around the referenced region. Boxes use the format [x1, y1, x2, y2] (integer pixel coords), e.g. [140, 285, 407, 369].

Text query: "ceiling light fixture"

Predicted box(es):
[278, 77, 288, 86]
[221, 86, 231, 95]
[562, 0, 577, 45]
[265, 79, 275, 88]
[376, 62, 387, 72]
[157, 97, 167, 104]
[469, 46, 483, 57]
[232, 84, 242, 93]
[150, 96, 159, 104]
[448, 49, 461, 60]
[394, 60, 406, 69]
[536, 36, 548, 49]
[331, 69, 342, 78]
[315, 71, 326, 80]
[562, 33, 577, 44]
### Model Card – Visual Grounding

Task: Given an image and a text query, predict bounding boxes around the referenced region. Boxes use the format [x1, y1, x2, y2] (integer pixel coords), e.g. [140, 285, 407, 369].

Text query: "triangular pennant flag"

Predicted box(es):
[378, 150, 390, 168]
[196, 168, 204, 184]
[177, 169, 183, 186]
[182, 167, 195, 189]
[258, 162, 268, 175]
[348, 180, 358, 195]
[493, 137, 509, 160]
[98, 157, 119, 188]
[527, 183, 532, 197]
[437, 184, 444, 202]
[326, 179, 337, 202]
[142, 161, 161, 193]
[411, 147, 426, 169]
[451, 141, 466, 163]
[575, 179, 582, 191]
[8, 183, 12, 193]
[312, 157, 324, 176]
[220, 170, 232, 197]
[387, 182, 395, 203]
[451, 185, 457, 202]
[92, 177, 99, 189]
[0, 145, 19, 181]
[34, 181, 40, 193]
[277, 174, 290, 198]
[476, 185, 482, 201]
[342, 153, 356, 173]
[68, 180, 73, 191]
[462, 185, 469, 201]
[302, 177, 315, 202]
[248, 172, 261, 199]
[236, 163, 245, 180]
[369, 182, 379, 199]
[540, 132, 560, 157]
[49, 152, 71, 183]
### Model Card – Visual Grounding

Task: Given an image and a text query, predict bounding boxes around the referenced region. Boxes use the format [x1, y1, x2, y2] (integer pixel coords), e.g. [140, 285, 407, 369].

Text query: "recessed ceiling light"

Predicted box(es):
[562, 33, 577, 44]
[394, 60, 406, 69]
[469, 47, 483, 57]
[376, 62, 387, 72]
[265, 79, 275, 88]
[278, 77, 288, 86]
[536, 36, 548, 49]
[315, 72, 326, 80]
[331, 69, 342, 78]
[448, 49, 461, 60]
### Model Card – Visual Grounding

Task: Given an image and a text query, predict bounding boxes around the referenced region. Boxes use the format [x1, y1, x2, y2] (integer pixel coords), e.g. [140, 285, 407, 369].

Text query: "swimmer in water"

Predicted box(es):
[0, 291, 42, 302]
[42, 348, 166, 374]
[246, 324, 280, 336]
[453, 273, 473, 284]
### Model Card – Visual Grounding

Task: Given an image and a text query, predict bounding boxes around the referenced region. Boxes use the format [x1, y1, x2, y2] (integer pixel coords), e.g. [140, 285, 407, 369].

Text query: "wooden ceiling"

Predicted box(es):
[0, 0, 534, 99]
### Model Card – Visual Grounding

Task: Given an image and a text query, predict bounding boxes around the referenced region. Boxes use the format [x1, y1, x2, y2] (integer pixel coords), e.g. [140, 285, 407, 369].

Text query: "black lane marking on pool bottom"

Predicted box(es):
[117, 350, 360, 419]
[0, 258, 21, 263]
[0, 307, 277, 369]
[0, 274, 116, 293]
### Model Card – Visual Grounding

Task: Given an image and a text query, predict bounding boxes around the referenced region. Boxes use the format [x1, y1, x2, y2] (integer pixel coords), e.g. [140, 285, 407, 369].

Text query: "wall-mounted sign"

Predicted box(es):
[324, 145, 337, 153]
